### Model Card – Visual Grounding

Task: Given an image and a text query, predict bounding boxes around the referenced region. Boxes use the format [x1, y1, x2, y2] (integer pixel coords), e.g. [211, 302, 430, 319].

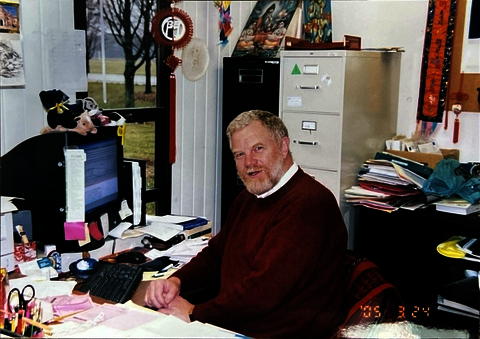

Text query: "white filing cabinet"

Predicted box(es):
[279, 50, 401, 248]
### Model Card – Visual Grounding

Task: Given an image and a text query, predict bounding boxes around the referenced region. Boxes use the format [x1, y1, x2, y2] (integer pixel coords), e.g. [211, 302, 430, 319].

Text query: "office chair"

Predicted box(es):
[335, 249, 405, 335]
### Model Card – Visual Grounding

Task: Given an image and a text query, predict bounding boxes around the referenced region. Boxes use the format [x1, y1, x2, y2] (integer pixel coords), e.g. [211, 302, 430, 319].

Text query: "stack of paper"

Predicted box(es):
[345, 159, 425, 212]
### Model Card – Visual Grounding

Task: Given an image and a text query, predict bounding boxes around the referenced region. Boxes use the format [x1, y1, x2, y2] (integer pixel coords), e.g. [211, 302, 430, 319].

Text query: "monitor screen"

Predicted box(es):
[80, 138, 119, 214]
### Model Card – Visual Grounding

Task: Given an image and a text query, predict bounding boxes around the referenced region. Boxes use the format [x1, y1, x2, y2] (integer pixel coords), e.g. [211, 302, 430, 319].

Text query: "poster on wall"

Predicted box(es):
[303, 0, 332, 43]
[232, 1, 299, 58]
[0, 1, 24, 87]
[0, 34, 25, 87]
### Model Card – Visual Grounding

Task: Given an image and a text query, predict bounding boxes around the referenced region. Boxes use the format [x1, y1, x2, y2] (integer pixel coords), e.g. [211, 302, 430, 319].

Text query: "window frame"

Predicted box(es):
[74, 0, 172, 216]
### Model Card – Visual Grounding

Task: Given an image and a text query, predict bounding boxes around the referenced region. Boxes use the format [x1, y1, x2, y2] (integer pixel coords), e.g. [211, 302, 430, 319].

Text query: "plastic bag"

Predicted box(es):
[422, 159, 480, 204]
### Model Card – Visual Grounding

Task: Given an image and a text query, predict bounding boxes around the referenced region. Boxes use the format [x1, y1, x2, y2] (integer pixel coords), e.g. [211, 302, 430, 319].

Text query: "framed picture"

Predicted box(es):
[232, 1, 299, 58]
[0, 1, 20, 34]
[303, 0, 332, 43]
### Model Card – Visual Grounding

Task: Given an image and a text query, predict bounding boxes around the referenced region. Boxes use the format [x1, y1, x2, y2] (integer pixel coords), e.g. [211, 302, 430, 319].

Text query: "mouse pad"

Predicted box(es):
[141, 256, 178, 272]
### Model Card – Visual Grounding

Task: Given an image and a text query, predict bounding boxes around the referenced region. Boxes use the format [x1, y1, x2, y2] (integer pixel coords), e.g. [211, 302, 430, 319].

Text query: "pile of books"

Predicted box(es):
[434, 197, 480, 215]
[345, 153, 430, 212]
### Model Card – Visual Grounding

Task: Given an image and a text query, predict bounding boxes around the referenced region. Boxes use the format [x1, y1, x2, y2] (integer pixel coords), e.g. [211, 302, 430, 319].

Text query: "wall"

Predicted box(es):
[1, 0, 80, 156]
[1, 1, 479, 236]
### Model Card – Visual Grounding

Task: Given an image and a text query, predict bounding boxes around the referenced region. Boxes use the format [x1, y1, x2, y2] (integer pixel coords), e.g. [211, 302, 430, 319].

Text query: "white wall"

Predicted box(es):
[1, 1, 479, 235]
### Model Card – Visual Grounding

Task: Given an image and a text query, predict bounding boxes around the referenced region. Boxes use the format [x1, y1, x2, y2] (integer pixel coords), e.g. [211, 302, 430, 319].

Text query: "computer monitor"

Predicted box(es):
[1, 127, 124, 253]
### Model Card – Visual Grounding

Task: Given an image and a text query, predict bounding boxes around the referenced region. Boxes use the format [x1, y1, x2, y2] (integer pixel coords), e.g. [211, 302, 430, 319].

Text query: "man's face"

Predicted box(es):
[231, 120, 288, 195]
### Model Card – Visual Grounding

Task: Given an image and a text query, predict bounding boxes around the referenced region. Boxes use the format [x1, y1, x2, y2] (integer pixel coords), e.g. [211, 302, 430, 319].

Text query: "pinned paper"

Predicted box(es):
[64, 221, 86, 241]
[88, 221, 103, 241]
[321, 74, 332, 86]
[291, 64, 301, 75]
[119, 199, 133, 220]
[79, 223, 91, 247]
[100, 213, 109, 239]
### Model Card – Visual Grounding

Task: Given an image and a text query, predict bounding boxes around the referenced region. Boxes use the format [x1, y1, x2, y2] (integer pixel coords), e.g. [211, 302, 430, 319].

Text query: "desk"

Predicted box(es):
[6, 274, 238, 338]
[354, 206, 479, 334]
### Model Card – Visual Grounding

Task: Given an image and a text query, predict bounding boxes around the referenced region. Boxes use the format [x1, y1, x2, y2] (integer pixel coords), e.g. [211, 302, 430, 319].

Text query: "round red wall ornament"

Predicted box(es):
[152, 7, 194, 49]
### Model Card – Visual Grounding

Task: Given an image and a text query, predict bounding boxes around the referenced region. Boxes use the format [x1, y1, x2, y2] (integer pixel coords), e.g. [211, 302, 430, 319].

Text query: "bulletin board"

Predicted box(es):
[448, 0, 480, 113]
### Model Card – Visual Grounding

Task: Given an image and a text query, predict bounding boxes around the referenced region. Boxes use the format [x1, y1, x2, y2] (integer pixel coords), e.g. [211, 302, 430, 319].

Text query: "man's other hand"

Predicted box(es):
[145, 276, 181, 309]
[158, 295, 194, 323]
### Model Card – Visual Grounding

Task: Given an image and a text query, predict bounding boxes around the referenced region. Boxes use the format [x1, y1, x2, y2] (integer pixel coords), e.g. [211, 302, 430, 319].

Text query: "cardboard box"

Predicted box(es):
[385, 148, 460, 169]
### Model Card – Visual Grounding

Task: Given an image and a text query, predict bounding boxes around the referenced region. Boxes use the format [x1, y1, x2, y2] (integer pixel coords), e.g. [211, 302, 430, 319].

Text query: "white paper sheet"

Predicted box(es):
[65, 149, 86, 222]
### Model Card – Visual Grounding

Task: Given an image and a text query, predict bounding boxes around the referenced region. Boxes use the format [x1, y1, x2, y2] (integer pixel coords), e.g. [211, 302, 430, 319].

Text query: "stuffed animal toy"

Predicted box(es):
[39, 89, 97, 135]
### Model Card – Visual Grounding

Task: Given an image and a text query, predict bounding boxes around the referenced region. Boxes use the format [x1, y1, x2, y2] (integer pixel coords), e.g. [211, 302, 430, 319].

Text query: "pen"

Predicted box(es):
[160, 263, 174, 272]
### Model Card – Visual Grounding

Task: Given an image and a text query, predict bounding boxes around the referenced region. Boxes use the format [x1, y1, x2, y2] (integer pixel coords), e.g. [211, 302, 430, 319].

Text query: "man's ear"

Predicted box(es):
[281, 137, 290, 158]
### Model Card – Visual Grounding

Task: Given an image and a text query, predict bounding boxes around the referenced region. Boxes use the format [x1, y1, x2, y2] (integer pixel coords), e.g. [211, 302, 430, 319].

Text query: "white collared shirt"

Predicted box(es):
[256, 162, 299, 199]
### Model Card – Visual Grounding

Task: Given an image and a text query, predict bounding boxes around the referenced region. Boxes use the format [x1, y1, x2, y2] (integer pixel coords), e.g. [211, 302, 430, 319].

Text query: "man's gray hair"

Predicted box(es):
[226, 110, 290, 150]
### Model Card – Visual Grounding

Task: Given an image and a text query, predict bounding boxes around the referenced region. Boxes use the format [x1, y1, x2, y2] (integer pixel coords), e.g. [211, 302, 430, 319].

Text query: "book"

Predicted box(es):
[437, 276, 479, 316]
[434, 198, 480, 215]
[374, 151, 434, 178]
[437, 305, 479, 319]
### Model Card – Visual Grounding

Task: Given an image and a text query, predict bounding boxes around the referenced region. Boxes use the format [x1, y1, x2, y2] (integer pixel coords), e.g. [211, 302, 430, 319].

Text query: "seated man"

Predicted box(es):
[145, 110, 348, 338]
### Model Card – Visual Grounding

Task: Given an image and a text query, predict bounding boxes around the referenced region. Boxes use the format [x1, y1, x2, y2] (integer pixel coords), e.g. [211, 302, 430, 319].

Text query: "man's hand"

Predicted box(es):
[158, 295, 194, 323]
[145, 277, 181, 309]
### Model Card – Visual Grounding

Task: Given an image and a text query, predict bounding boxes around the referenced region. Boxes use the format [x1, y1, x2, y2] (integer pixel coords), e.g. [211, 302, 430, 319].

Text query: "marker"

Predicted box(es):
[15, 310, 23, 334]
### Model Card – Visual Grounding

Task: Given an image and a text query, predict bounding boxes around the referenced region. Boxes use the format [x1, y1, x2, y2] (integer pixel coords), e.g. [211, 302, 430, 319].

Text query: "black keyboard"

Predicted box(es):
[78, 261, 144, 303]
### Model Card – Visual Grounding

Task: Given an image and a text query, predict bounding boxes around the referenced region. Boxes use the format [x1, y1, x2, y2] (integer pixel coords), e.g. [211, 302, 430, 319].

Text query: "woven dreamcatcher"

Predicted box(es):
[152, 2, 194, 164]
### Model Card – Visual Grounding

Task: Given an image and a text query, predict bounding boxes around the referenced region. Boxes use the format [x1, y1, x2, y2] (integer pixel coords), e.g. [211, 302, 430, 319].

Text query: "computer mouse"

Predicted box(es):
[116, 251, 147, 264]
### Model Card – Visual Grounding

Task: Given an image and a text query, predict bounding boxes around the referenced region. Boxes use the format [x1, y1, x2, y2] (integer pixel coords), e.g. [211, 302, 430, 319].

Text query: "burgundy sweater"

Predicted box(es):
[172, 168, 348, 338]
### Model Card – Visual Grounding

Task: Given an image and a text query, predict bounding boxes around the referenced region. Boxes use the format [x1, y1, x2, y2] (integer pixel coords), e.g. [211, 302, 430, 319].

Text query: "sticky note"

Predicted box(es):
[88, 221, 103, 241]
[64, 221, 86, 241]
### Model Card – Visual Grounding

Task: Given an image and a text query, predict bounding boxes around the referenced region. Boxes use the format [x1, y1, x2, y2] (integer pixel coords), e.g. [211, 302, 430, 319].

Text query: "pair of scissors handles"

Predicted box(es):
[8, 284, 35, 313]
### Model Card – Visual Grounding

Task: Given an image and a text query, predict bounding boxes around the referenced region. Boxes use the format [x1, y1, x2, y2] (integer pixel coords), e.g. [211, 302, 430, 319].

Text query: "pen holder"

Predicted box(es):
[13, 242, 37, 263]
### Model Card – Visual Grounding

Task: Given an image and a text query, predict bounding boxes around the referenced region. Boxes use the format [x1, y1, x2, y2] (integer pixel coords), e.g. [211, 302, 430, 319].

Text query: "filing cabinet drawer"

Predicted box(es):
[281, 57, 343, 113]
[302, 167, 340, 202]
[283, 112, 341, 171]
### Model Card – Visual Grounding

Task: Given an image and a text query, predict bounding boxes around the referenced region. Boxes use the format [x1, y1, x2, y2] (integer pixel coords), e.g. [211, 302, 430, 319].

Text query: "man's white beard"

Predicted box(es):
[238, 155, 285, 195]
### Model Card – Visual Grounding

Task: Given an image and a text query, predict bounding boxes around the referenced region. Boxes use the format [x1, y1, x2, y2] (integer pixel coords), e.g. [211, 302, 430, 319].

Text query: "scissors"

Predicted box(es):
[8, 284, 35, 313]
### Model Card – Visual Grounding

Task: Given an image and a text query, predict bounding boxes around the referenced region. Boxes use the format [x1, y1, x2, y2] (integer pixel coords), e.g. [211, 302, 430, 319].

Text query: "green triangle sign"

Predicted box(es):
[291, 64, 301, 75]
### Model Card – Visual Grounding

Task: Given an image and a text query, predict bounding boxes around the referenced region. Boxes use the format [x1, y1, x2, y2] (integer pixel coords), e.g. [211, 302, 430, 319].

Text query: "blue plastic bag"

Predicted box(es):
[422, 159, 480, 204]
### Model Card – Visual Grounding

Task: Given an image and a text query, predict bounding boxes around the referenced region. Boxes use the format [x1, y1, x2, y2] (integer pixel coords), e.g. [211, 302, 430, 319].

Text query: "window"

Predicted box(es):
[75, 0, 172, 216]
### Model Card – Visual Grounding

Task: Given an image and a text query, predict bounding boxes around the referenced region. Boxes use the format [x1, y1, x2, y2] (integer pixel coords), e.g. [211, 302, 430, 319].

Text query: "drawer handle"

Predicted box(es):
[294, 140, 318, 146]
[297, 85, 319, 90]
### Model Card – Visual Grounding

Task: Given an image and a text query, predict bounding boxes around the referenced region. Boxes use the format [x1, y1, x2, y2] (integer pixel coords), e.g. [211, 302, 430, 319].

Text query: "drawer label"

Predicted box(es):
[302, 121, 317, 131]
[287, 96, 302, 107]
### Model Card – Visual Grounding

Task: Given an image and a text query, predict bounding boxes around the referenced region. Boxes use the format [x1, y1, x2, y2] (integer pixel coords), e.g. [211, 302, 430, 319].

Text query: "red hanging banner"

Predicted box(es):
[416, 0, 457, 123]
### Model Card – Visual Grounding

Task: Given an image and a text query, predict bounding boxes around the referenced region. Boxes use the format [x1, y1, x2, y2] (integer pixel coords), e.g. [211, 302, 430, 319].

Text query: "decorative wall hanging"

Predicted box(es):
[152, 6, 194, 49]
[232, 1, 299, 58]
[152, 3, 194, 164]
[303, 0, 332, 44]
[213, 1, 233, 46]
[416, 0, 457, 124]
[181, 37, 210, 82]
